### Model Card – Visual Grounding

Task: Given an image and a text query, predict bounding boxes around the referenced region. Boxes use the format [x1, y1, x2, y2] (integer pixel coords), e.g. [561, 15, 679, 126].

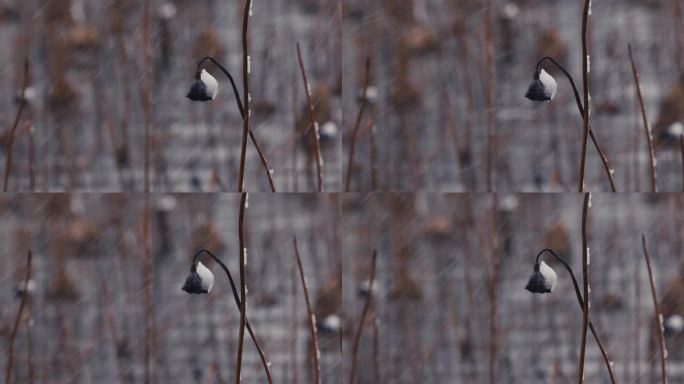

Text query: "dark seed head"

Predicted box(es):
[182, 270, 208, 294]
[525, 269, 552, 294]
[186, 80, 213, 102]
[524, 69, 557, 102]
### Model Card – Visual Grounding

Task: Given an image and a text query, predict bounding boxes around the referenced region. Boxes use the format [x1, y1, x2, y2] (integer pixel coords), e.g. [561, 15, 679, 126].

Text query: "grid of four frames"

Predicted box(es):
[0, 0, 683, 383]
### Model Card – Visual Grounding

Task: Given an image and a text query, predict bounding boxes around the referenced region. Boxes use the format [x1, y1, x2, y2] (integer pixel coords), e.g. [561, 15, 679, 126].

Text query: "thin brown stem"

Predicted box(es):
[3, 58, 29, 192]
[296, 42, 323, 192]
[368, 120, 378, 190]
[680, 134, 684, 192]
[237, 0, 253, 192]
[235, 192, 248, 384]
[578, 193, 590, 383]
[578, 1, 591, 192]
[484, 0, 495, 192]
[628, 45, 657, 192]
[292, 236, 321, 384]
[141, 2, 154, 378]
[142, 194, 154, 384]
[345, 58, 370, 191]
[372, 315, 380, 384]
[641, 235, 668, 384]
[349, 250, 377, 384]
[5, 250, 32, 384]
[488, 195, 499, 384]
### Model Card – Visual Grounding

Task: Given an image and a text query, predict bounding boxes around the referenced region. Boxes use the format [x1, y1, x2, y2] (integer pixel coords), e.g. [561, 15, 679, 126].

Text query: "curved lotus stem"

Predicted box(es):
[189, 249, 273, 384]
[193, 56, 276, 192]
[534, 56, 617, 192]
[533, 248, 617, 384]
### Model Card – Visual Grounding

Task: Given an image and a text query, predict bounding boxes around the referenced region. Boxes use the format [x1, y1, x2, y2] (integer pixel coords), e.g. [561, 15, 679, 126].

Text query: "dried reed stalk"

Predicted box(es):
[235, 192, 248, 383]
[578, 193, 590, 383]
[292, 236, 321, 384]
[5, 250, 32, 384]
[3, 58, 29, 192]
[628, 44, 657, 192]
[641, 235, 668, 384]
[345, 58, 371, 191]
[296, 42, 324, 192]
[237, 0, 253, 192]
[349, 250, 377, 384]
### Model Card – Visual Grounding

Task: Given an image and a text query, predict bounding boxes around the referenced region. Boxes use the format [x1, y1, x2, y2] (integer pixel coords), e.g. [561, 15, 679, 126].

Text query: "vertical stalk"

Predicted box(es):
[3, 58, 29, 192]
[680, 134, 684, 192]
[372, 315, 380, 384]
[345, 58, 371, 191]
[578, 0, 592, 192]
[235, 193, 248, 383]
[5, 250, 32, 384]
[237, 0, 253, 192]
[349, 250, 377, 384]
[628, 44, 657, 192]
[296, 42, 324, 192]
[292, 236, 321, 384]
[140, 2, 154, 381]
[488, 195, 498, 384]
[578, 193, 590, 383]
[484, 0, 495, 192]
[641, 235, 668, 384]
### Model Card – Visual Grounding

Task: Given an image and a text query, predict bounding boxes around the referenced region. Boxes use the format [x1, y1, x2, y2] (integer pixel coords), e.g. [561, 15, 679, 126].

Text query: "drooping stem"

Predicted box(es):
[292, 236, 321, 384]
[345, 58, 371, 192]
[578, 193, 590, 383]
[237, 0, 252, 192]
[534, 248, 618, 384]
[3, 58, 29, 192]
[190, 249, 273, 383]
[296, 42, 324, 192]
[628, 45, 657, 192]
[5, 250, 32, 384]
[195, 56, 276, 192]
[235, 192, 248, 384]
[535, 56, 617, 192]
[641, 235, 668, 384]
[349, 250, 377, 384]
[578, 1, 591, 192]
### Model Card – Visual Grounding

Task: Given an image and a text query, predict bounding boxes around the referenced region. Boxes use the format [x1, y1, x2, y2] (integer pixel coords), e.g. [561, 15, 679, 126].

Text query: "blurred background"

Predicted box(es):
[341, 0, 684, 191]
[1, 193, 683, 382]
[0, 0, 341, 192]
[340, 193, 684, 382]
[0, 193, 343, 382]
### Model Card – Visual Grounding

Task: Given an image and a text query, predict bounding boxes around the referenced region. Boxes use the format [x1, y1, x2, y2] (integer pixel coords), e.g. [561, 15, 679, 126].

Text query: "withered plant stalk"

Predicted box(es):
[292, 236, 321, 384]
[345, 58, 371, 191]
[641, 235, 668, 384]
[296, 42, 324, 192]
[3, 58, 29, 192]
[628, 45, 657, 192]
[5, 250, 32, 384]
[349, 250, 377, 384]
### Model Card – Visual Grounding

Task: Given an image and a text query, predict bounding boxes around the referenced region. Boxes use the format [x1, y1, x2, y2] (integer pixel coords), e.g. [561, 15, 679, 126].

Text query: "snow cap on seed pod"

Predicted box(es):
[525, 260, 558, 294]
[525, 69, 557, 102]
[186, 69, 219, 101]
[182, 261, 214, 294]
